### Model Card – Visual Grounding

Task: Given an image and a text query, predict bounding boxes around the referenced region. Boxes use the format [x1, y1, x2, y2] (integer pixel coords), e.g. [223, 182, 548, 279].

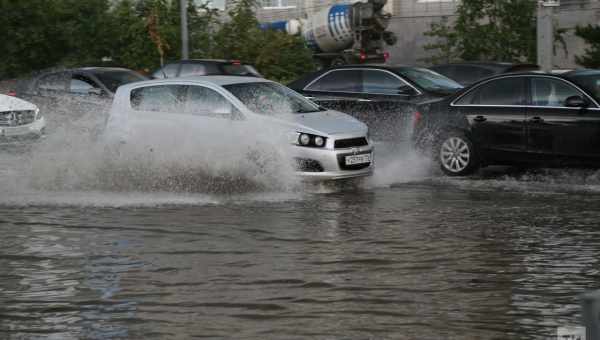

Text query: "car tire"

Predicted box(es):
[436, 132, 479, 176]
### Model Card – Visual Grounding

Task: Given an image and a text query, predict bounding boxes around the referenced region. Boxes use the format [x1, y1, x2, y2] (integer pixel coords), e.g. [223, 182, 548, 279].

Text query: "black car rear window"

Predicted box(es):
[220, 64, 261, 77]
[456, 77, 526, 106]
[568, 71, 600, 103]
[93, 70, 147, 93]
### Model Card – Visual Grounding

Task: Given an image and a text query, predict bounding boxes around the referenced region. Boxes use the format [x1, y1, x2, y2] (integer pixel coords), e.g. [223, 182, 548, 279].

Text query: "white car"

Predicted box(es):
[0, 94, 46, 139]
[104, 76, 374, 180]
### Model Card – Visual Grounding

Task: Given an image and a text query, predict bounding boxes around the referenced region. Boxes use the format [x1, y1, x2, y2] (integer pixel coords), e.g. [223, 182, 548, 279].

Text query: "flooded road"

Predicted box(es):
[2, 164, 600, 339]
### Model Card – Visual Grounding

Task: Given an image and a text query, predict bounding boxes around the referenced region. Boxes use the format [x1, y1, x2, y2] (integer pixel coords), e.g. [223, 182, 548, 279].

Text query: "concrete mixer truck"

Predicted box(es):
[260, 0, 397, 67]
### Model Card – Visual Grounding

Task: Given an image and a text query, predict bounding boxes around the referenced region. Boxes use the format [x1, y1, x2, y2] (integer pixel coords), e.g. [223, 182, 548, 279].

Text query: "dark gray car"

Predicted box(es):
[13, 67, 147, 133]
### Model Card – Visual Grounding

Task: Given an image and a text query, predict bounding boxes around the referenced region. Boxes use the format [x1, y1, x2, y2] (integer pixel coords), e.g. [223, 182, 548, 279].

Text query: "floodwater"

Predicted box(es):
[1, 108, 600, 340]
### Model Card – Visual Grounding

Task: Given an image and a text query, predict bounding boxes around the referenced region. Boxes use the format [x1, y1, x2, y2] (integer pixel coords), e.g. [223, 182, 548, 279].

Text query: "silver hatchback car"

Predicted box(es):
[104, 76, 373, 180]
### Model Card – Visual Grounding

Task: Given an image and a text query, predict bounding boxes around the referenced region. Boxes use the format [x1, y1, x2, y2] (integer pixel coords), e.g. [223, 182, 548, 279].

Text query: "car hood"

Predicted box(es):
[0, 94, 37, 111]
[272, 109, 367, 136]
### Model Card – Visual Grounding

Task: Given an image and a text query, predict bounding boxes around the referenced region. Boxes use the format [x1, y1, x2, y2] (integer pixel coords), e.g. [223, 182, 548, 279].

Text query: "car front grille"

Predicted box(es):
[0, 110, 36, 126]
[294, 158, 324, 172]
[334, 137, 368, 149]
[337, 152, 372, 171]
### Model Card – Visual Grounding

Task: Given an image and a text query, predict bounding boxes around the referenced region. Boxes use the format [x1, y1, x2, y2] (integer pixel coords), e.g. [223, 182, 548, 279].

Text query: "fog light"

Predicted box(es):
[299, 133, 310, 146]
[314, 136, 325, 147]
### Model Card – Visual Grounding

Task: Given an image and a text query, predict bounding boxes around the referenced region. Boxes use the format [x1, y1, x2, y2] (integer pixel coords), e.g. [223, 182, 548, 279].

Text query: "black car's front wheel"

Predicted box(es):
[437, 133, 479, 176]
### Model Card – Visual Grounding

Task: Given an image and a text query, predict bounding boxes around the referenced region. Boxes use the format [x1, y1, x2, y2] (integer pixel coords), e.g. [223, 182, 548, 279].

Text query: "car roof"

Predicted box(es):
[287, 64, 417, 90]
[469, 69, 598, 82]
[167, 59, 249, 64]
[118, 75, 271, 91]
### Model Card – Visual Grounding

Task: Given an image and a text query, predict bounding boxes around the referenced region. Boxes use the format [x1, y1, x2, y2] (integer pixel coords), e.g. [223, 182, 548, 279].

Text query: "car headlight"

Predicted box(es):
[299, 133, 311, 146]
[296, 132, 327, 148]
[314, 136, 325, 147]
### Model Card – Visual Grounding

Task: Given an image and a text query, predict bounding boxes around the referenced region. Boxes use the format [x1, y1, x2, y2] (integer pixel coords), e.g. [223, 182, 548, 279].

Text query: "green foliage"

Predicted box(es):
[424, 0, 537, 64]
[422, 19, 460, 65]
[255, 30, 316, 83]
[0, 0, 314, 82]
[211, 0, 315, 82]
[575, 24, 600, 68]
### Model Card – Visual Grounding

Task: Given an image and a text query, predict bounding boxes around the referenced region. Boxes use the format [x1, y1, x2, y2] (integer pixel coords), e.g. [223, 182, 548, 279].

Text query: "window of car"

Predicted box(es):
[220, 64, 262, 77]
[92, 70, 147, 93]
[152, 64, 180, 79]
[184, 85, 237, 118]
[179, 63, 207, 77]
[456, 77, 526, 106]
[305, 70, 362, 92]
[362, 70, 410, 95]
[69, 79, 94, 94]
[567, 71, 600, 104]
[530, 77, 583, 107]
[225, 82, 322, 115]
[130, 85, 186, 112]
[69, 76, 100, 95]
[395, 67, 462, 94]
[37, 73, 68, 92]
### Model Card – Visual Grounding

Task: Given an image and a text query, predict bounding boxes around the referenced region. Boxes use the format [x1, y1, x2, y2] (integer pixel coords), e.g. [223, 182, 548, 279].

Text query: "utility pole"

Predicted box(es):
[181, 0, 189, 59]
[536, 0, 559, 72]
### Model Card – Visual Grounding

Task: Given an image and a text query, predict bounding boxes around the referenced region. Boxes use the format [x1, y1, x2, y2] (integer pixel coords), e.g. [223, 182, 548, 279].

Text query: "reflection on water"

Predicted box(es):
[1, 181, 600, 339]
[2, 100, 600, 339]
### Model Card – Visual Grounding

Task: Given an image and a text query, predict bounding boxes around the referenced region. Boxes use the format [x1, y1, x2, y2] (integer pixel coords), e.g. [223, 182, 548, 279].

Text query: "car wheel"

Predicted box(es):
[437, 132, 479, 176]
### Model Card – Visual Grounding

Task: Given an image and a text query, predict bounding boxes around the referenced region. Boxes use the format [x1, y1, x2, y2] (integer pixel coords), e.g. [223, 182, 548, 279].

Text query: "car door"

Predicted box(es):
[67, 75, 110, 115]
[525, 76, 600, 164]
[128, 84, 189, 153]
[357, 69, 420, 142]
[452, 76, 528, 161]
[301, 69, 363, 106]
[28, 72, 70, 115]
[128, 83, 240, 155]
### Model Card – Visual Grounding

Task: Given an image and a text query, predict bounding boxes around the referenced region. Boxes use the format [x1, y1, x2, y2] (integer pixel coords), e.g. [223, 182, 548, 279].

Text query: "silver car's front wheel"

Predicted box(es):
[438, 134, 478, 176]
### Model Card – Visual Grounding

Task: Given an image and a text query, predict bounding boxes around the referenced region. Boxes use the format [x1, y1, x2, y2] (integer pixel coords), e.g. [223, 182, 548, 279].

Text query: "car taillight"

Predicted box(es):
[359, 51, 367, 62]
[414, 110, 422, 128]
[7, 90, 16, 96]
[383, 52, 390, 61]
[231, 60, 241, 65]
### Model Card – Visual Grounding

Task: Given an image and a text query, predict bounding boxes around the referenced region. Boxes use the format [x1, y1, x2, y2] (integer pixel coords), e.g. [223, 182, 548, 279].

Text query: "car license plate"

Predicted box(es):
[345, 153, 371, 165]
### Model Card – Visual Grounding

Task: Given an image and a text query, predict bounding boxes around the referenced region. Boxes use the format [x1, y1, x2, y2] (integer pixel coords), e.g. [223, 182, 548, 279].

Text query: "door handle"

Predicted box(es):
[473, 115, 487, 122]
[357, 99, 372, 102]
[529, 116, 544, 123]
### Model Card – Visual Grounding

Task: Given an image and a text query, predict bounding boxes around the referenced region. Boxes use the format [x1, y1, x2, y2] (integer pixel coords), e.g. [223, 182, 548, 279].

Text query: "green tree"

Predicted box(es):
[212, 0, 261, 62]
[575, 24, 600, 68]
[211, 0, 315, 82]
[189, 1, 221, 58]
[424, 0, 537, 64]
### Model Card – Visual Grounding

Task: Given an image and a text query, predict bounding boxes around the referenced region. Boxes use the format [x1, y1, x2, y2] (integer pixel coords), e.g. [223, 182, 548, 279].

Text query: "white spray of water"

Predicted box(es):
[0, 97, 303, 206]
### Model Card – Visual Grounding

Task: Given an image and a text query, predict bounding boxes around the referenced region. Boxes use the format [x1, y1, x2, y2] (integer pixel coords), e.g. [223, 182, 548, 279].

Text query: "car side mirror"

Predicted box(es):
[398, 86, 416, 95]
[565, 95, 588, 108]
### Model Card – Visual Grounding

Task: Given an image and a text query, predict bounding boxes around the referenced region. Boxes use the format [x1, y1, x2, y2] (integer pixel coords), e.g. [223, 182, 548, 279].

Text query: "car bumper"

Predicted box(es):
[0, 117, 46, 140]
[292, 144, 374, 181]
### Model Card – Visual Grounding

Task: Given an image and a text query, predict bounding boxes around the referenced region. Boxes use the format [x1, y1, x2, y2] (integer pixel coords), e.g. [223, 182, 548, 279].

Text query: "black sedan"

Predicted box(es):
[413, 70, 600, 176]
[288, 65, 463, 141]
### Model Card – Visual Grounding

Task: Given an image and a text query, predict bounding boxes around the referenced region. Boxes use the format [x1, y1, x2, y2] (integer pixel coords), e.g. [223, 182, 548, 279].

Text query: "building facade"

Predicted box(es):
[244, 0, 600, 67]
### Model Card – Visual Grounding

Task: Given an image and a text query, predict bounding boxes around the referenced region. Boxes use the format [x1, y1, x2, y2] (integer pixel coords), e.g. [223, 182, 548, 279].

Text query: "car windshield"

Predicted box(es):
[395, 67, 463, 94]
[568, 71, 600, 103]
[224, 82, 323, 115]
[92, 70, 147, 93]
